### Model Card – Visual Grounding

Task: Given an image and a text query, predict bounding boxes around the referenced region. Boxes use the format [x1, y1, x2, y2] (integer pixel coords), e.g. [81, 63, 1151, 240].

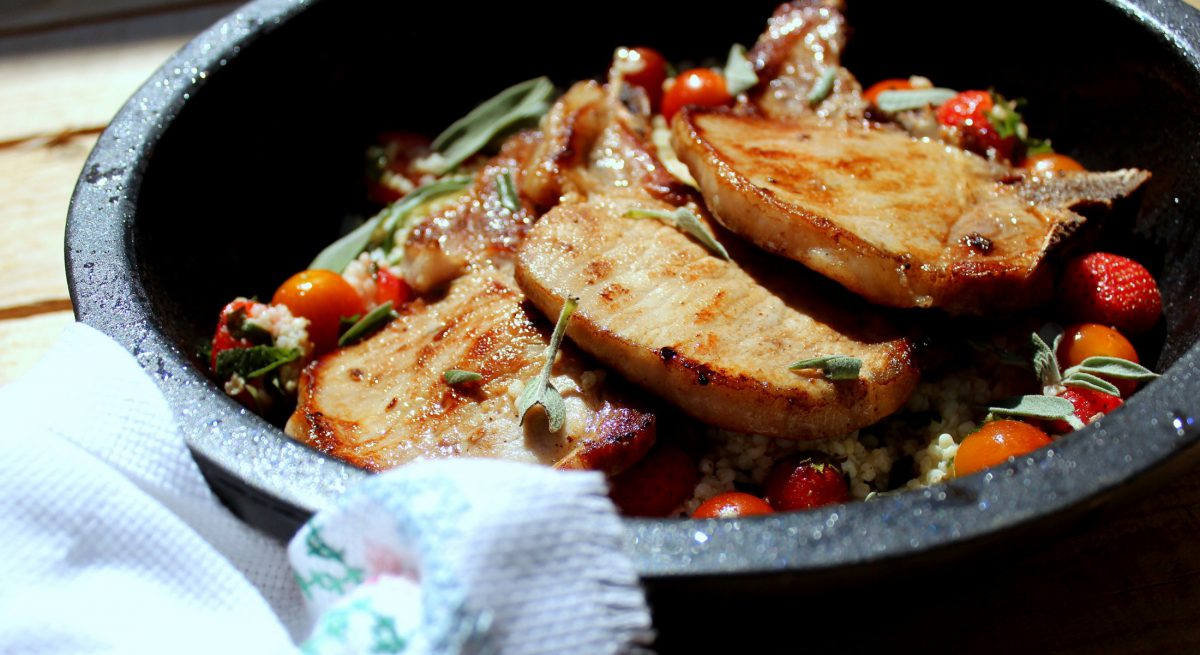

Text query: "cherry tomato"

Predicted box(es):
[614, 46, 668, 111]
[608, 444, 698, 517]
[936, 90, 993, 127]
[661, 68, 733, 122]
[762, 452, 849, 511]
[272, 270, 365, 354]
[692, 492, 774, 519]
[936, 90, 1015, 161]
[210, 299, 260, 372]
[1058, 323, 1140, 397]
[1023, 152, 1085, 174]
[863, 78, 913, 105]
[373, 266, 412, 308]
[954, 420, 1052, 477]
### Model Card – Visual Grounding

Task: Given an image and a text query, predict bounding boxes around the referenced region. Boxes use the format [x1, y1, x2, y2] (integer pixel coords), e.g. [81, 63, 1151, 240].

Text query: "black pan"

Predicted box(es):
[66, 0, 1200, 606]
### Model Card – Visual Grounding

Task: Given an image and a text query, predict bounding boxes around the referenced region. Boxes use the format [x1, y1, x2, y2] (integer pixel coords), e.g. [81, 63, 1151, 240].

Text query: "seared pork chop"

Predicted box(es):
[672, 109, 1150, 314]
[682, 0, 1151, 314]
[286, 141, 655, 474]
[514, 82, 918, 439]
[516, 195, 918, 439]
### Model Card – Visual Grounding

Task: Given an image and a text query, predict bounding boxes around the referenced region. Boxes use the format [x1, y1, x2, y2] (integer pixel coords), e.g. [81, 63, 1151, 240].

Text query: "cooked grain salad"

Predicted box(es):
[204, 1, 1160, 519]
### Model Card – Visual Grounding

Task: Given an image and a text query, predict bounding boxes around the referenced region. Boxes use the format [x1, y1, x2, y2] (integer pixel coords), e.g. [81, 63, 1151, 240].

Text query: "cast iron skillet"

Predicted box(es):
[66, 0, 1200, 596]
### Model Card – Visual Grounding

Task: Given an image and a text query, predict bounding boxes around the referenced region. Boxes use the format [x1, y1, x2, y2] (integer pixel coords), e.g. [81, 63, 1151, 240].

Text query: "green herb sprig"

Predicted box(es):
[497, 170, 521, 212]
[430, 77, 556, 175]
[874, 88, 958, 114]
[807, 67, 838, 106]
[624, 207, 731, 261]
[788, 355, 862, 381]
[338, 301, 396, 347]
[723, 44, 758, 96]
[215, 346, 300, 380]
[309, 176, 472, 273]
[517, 296, 578, 432]
[444, 369, 484, 385]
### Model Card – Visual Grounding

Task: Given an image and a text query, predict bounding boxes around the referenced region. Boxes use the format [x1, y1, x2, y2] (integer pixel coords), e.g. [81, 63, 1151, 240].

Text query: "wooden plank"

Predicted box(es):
[0, 134, 97, 310]
[0, 3, 236, 143]
[0, 310, 73, 386]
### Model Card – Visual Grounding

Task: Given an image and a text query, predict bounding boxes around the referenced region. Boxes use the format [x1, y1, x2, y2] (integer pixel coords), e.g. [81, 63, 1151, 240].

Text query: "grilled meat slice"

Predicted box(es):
[672, 109, 1150, 314]
[286, 140, 655, 474]
[285, 263, 655, 473]
[515, 194, 918, 440]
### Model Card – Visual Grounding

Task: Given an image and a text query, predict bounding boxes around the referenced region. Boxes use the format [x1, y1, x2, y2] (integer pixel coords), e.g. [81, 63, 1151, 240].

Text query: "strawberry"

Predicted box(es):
[608, 444, 698, 517]
[1058, 253, 1162, 335]
[762, 452, 849, 512]
[1048, 387, 1123, 434]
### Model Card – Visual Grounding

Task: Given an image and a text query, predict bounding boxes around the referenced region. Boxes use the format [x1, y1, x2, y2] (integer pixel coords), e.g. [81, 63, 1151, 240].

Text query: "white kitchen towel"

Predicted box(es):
[0, 322, 651, 654]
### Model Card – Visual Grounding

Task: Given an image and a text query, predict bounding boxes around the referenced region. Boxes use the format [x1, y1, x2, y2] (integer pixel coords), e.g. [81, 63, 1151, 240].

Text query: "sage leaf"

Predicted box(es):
[807, 67, 838, 106]
[517, 295, 578, 432]
[723, 44, 758, 96]
[497, 170, 520, 212]
[1062, 372, 1121, 397]
[310, 176, 472, 272]
[625, 207, 731, 261]
[215, 346, 300, 380]
[444, 369, 484, 385]
[988, 394, 1084, 430]
[309, 218, 379, 274]
[874, 87, 958, 113]
[430, 77, 556, 174]
[1065, 356, 1159, 381]
[788, 355, 862, 381]
[1031, 325, 1063, 387]
[338, 301, 396, 347]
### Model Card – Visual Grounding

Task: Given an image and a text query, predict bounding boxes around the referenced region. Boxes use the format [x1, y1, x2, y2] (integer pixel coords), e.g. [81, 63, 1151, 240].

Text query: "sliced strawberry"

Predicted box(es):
[762, 452, 849, 512]
[1058, 253, 1162, 335]
[608, 444, 698, 517]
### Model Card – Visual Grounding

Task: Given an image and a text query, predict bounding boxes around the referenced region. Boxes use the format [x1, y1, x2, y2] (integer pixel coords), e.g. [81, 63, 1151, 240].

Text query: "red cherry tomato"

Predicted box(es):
[614, 46, 668, 111]
[608, 444, 698, 517]
[373, 266, 411, 308]
[954, 420, 1051, 477]
[272, 270, 365, 355]
[936, 90, 1015, 161]
[661, 68, 733, 122]
[692, 492, 774, 519]
[936, 90, 993, 127]
[1047, 387, 1123, 434]
[210, 299, 261, 372]
[1023, 152, 1085, 174]
[762, 452, 849, 512]
[863, 78, 913, 105]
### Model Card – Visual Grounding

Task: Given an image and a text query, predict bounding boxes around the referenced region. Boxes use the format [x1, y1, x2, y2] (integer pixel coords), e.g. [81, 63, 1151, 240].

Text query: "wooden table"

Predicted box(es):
[2, 2, 1198, 652]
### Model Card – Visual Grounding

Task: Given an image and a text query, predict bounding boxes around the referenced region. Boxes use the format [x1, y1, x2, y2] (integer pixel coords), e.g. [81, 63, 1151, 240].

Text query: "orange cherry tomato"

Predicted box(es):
[272, 270, 365, 354]
[863, 78, 913, 105]
[662, 68, 733, 122]
[1023, 152, 1085, 174]
[373, 266, 411, 308]
[1058, 323, 1140, 397]
[692, 492, 774, 519]
[614, 46, 668, 111]
[955, 420, 1052, 477]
